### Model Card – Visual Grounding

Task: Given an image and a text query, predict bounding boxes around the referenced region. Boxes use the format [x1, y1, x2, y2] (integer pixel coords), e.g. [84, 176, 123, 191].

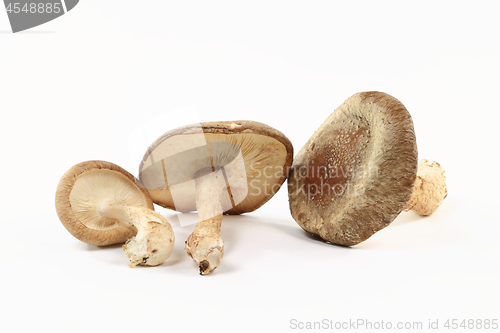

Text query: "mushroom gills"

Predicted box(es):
[140, 132, 290, 214]
[138, 121, 294, 274]
[69, 169, 146, 231]
[81, 185, 174, 267]
[57, 161, 175, 266]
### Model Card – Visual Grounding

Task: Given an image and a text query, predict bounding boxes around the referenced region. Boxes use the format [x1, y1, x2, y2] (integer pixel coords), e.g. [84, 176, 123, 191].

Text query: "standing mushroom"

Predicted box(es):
[55, 160, 175, 267]
[288, 92, 418, 246]
[139, 121, 293, 274]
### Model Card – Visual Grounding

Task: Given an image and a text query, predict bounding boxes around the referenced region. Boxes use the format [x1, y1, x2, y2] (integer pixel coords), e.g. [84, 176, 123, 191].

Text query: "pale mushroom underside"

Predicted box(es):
[56, 161, 154, 246]
[139, 121, 293, 215]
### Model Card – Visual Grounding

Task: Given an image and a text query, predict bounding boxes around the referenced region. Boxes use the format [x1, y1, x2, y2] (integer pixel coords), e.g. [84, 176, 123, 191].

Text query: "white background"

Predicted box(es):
[1, 1, 499, 332]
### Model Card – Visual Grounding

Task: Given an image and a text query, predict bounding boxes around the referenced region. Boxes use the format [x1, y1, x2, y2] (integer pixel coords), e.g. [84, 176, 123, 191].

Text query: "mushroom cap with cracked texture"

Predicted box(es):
[139, 120, 293, 214]
[288, 92, 418, 246]
[55, 160, 154, 246]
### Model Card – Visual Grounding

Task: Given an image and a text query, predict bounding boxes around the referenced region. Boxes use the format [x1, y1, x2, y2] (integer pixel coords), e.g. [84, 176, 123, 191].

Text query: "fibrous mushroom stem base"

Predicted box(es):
[405, 159, 447, 216]
[98, 200, 174, 266]
[185, 169, 225, 275]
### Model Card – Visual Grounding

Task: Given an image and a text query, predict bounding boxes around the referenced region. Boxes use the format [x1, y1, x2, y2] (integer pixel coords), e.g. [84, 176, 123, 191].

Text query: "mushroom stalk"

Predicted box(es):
[185, 169, 225, 275]
[405, 159, 447, 216]
[98, 200, 175, 267]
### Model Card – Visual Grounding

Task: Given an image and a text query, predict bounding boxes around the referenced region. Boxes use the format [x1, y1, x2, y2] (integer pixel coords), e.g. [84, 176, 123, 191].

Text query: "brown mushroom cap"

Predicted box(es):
[56, 160, 154, 246]
[288, 92, 418, 246]
[138, 120, 293, 214]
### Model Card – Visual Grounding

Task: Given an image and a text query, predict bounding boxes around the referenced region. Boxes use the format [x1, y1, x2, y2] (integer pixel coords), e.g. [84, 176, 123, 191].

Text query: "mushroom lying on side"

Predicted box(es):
[56, 160, 175, 267]
[288, 91, 421, 246]
[139, 121, 293, 274]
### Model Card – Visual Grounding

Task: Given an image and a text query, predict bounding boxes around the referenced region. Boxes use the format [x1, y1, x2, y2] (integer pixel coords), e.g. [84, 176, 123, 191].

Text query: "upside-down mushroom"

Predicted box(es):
[55, 160, 175, 267]
[139, 121, 293, 274]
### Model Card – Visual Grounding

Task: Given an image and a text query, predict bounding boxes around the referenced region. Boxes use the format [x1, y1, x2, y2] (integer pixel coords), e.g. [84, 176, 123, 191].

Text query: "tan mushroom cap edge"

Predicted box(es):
[56, 160, 154, 246]
[139, 120, 294, 214]
[288, 91, 418, 246]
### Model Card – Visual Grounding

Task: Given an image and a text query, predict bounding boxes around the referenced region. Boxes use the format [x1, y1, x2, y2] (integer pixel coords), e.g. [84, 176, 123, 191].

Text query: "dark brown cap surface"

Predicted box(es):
[288, 92, 418, 246]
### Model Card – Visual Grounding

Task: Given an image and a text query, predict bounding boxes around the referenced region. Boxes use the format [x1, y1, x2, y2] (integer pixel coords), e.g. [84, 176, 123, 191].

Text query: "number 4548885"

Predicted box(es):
[6, 3, 62, 14]
[444, 319, 498, 330]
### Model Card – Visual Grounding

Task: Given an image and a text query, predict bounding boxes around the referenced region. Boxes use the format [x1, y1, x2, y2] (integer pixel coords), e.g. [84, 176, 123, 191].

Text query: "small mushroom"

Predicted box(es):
[405, 159, 447, 216]
[288, 92, 418, 246]
[139, 121, 293, 274]
[55, 160, 175, 267]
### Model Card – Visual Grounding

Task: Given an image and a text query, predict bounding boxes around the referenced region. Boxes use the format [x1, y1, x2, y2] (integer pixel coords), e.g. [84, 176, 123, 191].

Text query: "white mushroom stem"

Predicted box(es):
[97, 200, 174, 267]
[405, 159, 447, 216]
[185, 169, 225, 275]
